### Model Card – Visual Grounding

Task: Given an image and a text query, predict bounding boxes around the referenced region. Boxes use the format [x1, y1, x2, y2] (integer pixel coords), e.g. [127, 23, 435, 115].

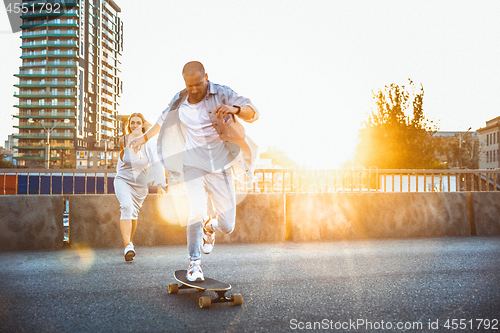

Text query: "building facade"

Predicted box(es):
[478, 116, 500, 170]
[13, 0, 123, 169]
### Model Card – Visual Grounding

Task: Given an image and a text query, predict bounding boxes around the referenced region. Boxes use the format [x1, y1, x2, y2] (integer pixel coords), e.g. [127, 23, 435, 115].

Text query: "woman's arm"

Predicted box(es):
[129, 122, 161, 153]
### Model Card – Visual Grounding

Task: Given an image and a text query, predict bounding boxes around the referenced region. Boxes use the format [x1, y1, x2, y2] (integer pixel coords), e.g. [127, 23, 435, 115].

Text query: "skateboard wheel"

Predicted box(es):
[168, 283, 179, 294]
[230, 294, 243, 306]
[199, 296, 211, 308]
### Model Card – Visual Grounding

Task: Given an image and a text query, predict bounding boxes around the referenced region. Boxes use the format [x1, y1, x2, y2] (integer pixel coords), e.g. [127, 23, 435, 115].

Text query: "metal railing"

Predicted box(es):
[1, 168, 499, 196]
[251, 168, 500, 193]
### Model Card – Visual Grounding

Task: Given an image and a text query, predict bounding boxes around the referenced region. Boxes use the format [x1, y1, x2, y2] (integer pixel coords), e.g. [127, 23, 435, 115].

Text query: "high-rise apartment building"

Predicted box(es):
[13, 0, 123, 168]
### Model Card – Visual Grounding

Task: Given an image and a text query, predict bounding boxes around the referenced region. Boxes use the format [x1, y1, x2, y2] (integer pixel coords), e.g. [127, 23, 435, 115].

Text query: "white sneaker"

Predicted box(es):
[186, 259, 204, 282]
[124, 243, 135, 262]
[201, 218, 216, 254]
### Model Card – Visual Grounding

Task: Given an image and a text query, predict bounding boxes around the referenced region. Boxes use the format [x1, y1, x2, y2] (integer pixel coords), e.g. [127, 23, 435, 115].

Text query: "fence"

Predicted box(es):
[1, 168, 499, 195]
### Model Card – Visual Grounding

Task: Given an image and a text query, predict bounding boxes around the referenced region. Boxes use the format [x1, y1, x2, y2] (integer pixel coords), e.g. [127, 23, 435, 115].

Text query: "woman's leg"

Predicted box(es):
[130, 219, 137, 243]
[120, 219, 133, 248]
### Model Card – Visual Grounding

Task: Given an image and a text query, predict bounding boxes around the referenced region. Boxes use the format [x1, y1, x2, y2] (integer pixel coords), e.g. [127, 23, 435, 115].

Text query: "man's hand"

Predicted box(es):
[215, 104, 238, 120]
[128, 135, 146, 153]
[156, 184, 166, 197]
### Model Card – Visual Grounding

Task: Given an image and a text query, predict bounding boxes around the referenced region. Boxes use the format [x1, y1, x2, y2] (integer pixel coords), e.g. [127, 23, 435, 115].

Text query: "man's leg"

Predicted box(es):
[206, 168, 236, 234]
[184, 167, 209, 281]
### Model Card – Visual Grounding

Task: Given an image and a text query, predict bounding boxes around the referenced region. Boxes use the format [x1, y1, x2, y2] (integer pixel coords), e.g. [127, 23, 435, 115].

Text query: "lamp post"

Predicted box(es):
[459, 127, 472, 169]
[28, 118, 70, 169]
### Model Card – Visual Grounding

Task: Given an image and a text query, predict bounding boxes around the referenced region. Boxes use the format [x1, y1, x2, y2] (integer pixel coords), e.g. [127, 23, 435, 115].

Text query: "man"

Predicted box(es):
[129, 61, 259, 282]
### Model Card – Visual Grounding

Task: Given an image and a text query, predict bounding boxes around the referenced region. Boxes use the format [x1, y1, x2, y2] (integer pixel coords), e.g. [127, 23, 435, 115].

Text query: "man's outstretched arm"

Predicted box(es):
[129, 122, 161, 153]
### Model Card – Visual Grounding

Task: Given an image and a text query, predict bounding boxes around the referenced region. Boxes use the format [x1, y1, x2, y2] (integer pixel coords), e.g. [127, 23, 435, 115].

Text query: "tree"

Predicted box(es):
[355, 79, 444, 169]
[434, 133, 481, 169]
[0, 155, 15, 168]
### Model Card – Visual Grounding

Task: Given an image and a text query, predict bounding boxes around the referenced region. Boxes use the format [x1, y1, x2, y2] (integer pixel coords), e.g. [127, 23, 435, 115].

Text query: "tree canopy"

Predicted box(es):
[355, 79, 444, 169]
[0, 155, 15, 168]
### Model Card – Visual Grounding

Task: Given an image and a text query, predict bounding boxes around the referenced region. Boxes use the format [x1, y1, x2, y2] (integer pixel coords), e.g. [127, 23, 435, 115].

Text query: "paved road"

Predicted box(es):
[1, 237, 499, 333]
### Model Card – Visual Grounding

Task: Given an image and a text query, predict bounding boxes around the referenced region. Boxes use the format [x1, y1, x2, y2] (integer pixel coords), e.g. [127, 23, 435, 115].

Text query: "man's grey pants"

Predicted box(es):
[184, 166, 236, 260]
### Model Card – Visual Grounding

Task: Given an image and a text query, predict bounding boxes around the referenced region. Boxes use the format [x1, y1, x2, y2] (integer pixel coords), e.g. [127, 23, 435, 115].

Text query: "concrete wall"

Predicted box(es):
[0, 192, 499, 252]
[286, 193, 471, 241]
[471, 192, 500, 236]
[0, 196, 63, 251]
[69, 193, 285, 248]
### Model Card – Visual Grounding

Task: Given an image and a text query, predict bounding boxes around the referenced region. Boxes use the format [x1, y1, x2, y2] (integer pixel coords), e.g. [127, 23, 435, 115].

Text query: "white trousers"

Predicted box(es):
[184, 166, 236, 260]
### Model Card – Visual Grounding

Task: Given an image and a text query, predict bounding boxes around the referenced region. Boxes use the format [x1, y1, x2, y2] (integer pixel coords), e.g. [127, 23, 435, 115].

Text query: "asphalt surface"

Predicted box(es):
[1, 237, 499, 333]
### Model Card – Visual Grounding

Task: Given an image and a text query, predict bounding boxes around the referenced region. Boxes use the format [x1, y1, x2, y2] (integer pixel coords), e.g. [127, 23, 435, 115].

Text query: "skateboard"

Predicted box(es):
[168, 270, 243, 309]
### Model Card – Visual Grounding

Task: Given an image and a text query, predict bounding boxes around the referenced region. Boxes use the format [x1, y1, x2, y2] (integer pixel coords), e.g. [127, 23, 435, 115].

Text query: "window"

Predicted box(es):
[51, 99, 58, 105]
[39, 99, 45, 105]
[52, 89, 58, 95]
[52, 68, 58, 75]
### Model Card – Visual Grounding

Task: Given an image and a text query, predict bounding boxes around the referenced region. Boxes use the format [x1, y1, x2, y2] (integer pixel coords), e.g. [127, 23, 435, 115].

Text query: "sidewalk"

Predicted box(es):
[1, 238, 499, 332]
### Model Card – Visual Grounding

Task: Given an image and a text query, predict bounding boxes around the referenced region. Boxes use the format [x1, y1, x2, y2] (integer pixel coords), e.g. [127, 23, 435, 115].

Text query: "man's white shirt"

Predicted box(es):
[179, 98, 232, 172]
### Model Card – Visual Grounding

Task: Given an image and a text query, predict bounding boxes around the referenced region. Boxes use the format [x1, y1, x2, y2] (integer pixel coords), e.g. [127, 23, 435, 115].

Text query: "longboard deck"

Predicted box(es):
[174, 270, 231, 291]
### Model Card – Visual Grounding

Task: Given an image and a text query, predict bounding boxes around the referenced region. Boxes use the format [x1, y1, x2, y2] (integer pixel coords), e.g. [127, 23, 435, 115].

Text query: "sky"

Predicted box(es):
[1, 0, 499, 169]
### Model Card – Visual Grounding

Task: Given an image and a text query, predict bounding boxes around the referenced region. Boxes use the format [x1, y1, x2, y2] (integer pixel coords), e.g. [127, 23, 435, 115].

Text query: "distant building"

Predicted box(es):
[477, 116, 500, 169]
[12, 0, 124, 169]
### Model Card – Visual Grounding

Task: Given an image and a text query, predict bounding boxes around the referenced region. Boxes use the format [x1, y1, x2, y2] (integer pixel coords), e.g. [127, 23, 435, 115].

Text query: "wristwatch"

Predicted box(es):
[233, 105, 241, 115]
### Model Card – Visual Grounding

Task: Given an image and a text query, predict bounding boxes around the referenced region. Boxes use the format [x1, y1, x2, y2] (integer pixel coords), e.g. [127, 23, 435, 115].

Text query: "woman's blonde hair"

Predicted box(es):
[126, 113, 151, 134]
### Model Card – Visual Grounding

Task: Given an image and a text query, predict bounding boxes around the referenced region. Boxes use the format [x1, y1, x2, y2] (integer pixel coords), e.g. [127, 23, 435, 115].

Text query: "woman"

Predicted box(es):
[114, 113, 167, 261]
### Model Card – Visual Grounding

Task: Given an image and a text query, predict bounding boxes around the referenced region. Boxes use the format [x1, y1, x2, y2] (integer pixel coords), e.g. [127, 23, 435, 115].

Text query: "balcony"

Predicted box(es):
[13, 113, 76, 120]
[22, 50, 77, 58]
[13, 132, 74, 139]
[15, 122, 76, 129]
[16, 81, 76, 87]
[13, 153, 61, 161]
[22, 41, 77, 48]
[14, 92, 76, 98]
[15, 101, 76, 107]
[13, 145, 75, 151]
[15, 70, 77, 77]
[21, 20, 78, 29]
[21, 9, 78, 18]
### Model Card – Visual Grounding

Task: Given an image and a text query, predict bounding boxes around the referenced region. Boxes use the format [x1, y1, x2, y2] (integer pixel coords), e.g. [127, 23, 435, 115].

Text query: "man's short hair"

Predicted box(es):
[182, 61, 205, 76]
